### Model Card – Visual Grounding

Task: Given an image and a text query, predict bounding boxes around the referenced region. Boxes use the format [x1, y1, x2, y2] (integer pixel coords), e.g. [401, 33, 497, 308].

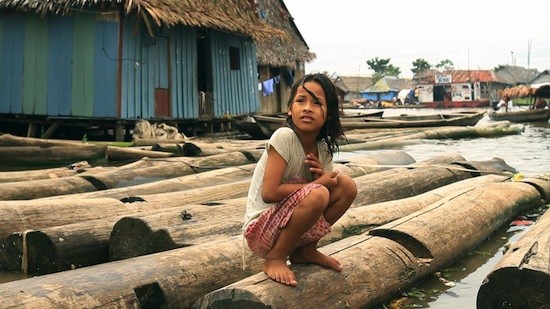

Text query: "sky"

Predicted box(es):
[283, 0, 550, 78]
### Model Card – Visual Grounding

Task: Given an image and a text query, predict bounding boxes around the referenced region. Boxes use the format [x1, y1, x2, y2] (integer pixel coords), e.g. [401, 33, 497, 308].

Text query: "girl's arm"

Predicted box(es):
[261, 148, 338, 203]
[261, 147, 303, 203]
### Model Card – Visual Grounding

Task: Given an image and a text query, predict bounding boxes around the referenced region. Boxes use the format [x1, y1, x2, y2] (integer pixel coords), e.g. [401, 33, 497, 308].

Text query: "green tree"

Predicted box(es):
[411, 58, 431, 75]
[366, 57, 401, 81]
[435, 59, 454, 70]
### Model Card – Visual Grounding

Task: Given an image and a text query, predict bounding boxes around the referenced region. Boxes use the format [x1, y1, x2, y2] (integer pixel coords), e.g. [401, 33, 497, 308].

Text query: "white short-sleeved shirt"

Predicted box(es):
[243, 127, 333, 230]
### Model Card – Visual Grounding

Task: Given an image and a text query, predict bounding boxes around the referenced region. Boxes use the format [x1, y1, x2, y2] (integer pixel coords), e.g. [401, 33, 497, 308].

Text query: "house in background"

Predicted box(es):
[494, 65, 539, 86]
[360, 76, 413, 103]
[332, 75, 374, 103]
[0, 0, 302, 140]
[414, 70, 508, 108]
[529, 70, 550, 87]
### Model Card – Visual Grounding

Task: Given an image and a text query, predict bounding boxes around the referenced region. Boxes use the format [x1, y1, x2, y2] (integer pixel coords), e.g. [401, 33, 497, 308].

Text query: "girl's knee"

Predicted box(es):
[305, 186, 330, 210]
[339, 175, 358, 198]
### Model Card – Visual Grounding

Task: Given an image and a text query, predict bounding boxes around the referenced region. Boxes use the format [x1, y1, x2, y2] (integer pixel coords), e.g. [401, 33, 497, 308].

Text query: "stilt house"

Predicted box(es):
[0, 0, 312, 140]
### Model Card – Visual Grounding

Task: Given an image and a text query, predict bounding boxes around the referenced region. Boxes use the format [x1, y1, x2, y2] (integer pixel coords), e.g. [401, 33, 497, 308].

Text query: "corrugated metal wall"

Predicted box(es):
[210, 31, 259, 117]
[0, 12, 118, 117]
[1, 12, 260, 121]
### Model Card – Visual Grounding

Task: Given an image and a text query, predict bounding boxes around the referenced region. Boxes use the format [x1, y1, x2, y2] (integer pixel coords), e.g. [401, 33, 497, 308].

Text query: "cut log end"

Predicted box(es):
[109, 217, 155, 261]
[192, 288, 269, 309]
[477, 267, 549, 308]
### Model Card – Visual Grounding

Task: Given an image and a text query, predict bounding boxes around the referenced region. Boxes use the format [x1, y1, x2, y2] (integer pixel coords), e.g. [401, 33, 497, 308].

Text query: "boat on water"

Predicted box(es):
[252, 110, 485, 137]
[488, 108, 550, 123]
[421, 99, 491, 109]
[490, 84, 550, 123]
[235, 110, 383, 139]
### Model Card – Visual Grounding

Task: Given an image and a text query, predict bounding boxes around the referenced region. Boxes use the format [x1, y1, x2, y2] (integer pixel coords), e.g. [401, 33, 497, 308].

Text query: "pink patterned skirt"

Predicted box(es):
[244, 183, 331, 258]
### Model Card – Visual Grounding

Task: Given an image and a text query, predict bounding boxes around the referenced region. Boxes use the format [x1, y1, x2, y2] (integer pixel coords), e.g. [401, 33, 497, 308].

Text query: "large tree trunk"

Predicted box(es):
[0, 161, 91, 183]
[477, 178, 550, 308]
[0, 145, 107, 166]
[193, 181, 544, 309]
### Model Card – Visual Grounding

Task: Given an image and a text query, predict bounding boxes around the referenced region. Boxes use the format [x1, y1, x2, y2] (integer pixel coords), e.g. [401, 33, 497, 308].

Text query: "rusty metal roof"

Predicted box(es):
[450, 70, 499, 83]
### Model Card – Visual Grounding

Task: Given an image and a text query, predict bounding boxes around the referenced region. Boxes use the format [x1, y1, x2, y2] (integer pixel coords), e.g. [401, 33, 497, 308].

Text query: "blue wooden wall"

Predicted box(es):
[0, 12, 118, 117]
[1, 11, 260, 120]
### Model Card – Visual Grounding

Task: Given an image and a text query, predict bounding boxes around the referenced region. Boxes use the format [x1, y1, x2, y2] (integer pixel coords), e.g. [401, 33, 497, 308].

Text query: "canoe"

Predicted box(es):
[488, 108, 550, 123]
[236, 110, 383, 138]
[253, 111, 485, 136]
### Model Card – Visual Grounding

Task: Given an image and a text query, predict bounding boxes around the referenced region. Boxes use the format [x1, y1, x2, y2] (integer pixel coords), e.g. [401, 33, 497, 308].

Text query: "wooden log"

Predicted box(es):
[0, 133, 90, 147]
[0, 151, 260, 200]
[151, 140, 267, 157]
[0, 235, 262, 308]
[109, 198, 247, 260]
[48, 163, 258, 200]
[477, 205, 550, 308]
[0, 176, 99, 201]
[0, 161, 91, 183]
[342, 125, 523, 152]
[0, 145, 107, 166]
[193, 181, 544, 308]
[106, 145, 174, 161]
[322, 174, 510, 245]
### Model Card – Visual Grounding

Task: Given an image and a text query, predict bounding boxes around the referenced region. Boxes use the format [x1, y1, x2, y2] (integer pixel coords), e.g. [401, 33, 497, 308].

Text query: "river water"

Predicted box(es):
[0, 108, 549, 308]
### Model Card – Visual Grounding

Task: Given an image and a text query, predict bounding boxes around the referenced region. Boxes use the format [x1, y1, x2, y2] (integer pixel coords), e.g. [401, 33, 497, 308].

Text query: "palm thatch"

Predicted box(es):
[254, 0, 315, 68]
[0, 0, 290, 43]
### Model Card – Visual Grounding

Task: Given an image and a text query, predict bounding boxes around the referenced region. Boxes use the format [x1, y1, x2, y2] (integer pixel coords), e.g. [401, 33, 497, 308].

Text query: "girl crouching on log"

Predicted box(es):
[243, 74, 357, 287]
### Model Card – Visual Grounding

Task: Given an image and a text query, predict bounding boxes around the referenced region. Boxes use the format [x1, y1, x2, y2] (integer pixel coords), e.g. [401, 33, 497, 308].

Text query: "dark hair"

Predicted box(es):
[284, 73, 345, 156]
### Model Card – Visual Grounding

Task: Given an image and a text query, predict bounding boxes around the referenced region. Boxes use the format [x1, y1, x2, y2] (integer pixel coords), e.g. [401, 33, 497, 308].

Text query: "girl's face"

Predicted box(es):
[288, 81, 328, 135]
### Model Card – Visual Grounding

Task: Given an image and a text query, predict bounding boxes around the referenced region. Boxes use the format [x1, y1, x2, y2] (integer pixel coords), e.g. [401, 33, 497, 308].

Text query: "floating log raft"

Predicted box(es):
[0, 155, 508, 274]
[0, 179, 543, 309]
[193, 181, 545, 309]
[477, 177, 550, 308]
[109, 174, 509, 262]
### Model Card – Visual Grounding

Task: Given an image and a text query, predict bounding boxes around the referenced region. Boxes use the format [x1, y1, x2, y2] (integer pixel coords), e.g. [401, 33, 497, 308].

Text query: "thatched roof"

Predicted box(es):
[499, 83, 550, 99]
[0, 0, 290, 43]
[254, 0, 315, 68]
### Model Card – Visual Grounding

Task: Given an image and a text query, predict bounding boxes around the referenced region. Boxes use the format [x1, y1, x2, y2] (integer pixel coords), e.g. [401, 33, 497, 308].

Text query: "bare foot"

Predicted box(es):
[289, 246, 343, 272]
[263, 258, 298, 287]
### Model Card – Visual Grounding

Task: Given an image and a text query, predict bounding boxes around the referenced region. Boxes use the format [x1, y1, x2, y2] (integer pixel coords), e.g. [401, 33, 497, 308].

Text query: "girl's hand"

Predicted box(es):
[305, 153, 324, 179]
[316, 171, 339, 189]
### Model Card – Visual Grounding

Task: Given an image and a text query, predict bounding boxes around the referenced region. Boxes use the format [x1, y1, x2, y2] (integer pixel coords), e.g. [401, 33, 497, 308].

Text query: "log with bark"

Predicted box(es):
[0, 145, 108, 166]
[44, 163, 258, 200]
[0, 151, 261, 200]
[476, 177, 550, 308]
[193, 181, 544, 308]
[0, 161, 91, 183]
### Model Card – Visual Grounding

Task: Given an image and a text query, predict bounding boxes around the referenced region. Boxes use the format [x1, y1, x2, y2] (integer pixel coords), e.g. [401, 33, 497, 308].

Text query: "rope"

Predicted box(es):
[20, 229, 33, 274]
